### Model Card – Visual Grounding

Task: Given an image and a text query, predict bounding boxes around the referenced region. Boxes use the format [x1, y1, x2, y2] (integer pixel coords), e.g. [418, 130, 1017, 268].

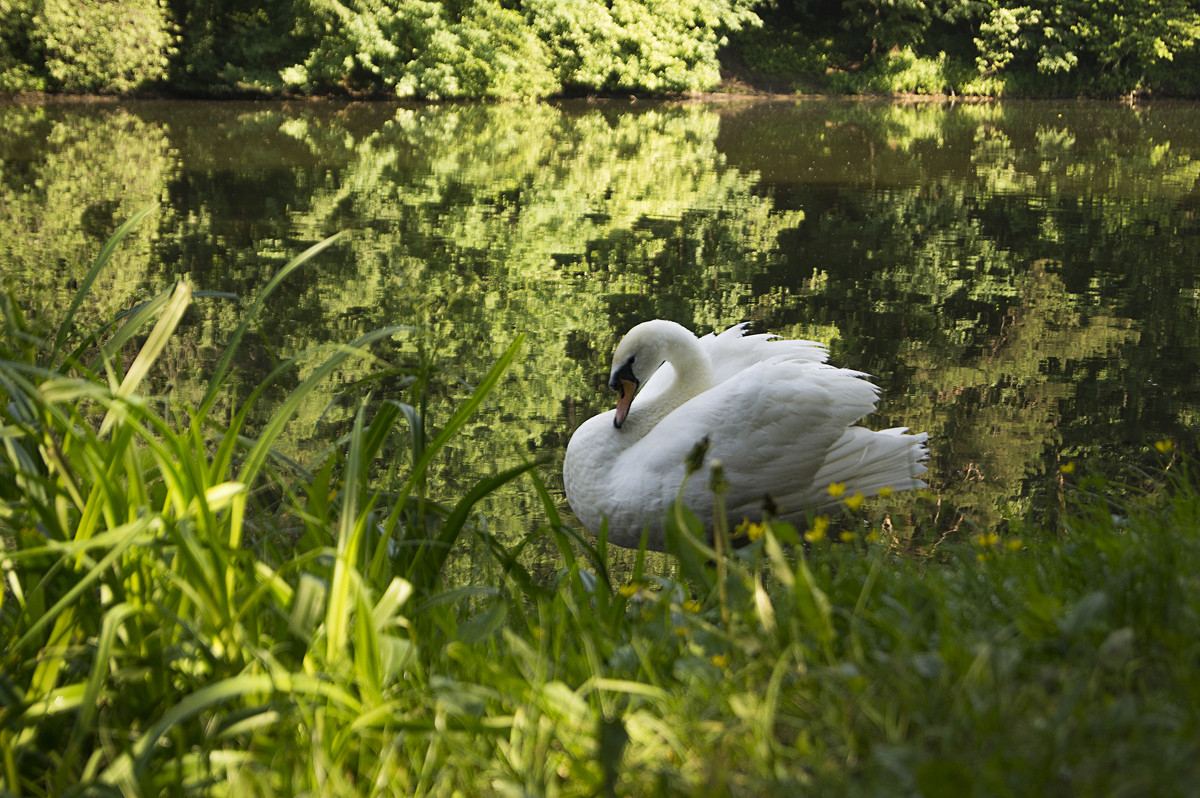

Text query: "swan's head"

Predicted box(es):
[607, 321, 680, 428]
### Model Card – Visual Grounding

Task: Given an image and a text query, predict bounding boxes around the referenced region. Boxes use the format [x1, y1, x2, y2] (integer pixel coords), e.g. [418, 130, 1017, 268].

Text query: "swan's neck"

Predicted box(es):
[627, 330, 714, 435]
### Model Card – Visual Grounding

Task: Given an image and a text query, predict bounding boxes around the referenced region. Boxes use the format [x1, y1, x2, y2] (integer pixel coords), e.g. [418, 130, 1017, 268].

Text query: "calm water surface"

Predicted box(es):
[4, 97, 1199, 552]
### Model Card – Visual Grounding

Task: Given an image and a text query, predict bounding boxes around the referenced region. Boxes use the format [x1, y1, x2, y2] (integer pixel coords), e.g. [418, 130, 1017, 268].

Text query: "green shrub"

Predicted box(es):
[169, 0, 309, 94]
[827, 47, 973, 95]
[37, 0, 177, 93]
[530, 0, 759, 93]
[0, 0, 46, 91]
[281, 0, 558, 98]
[281, 0, 757, 98]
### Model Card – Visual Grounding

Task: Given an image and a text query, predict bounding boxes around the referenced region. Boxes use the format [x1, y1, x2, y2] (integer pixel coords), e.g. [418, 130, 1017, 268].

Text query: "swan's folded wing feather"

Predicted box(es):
[618, 361, 882, 523]
[701, 323, 828, 386]
[639, 324, 827, 404]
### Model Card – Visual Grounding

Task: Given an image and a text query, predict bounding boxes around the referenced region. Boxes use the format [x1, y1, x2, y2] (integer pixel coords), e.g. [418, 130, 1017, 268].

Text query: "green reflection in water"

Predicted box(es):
[3, 98, 1199, 565]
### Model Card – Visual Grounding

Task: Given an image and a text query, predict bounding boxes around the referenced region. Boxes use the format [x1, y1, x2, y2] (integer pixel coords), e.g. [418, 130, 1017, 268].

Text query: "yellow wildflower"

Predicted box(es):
[840, 531, 856, 543]
[844, 492, 865, 511]
[674, 626, 688, 637]
[827, 482, 846, 498]
[618, 582, 641, 598]
[805, 515, 829, 543]
[746, 521, 767, 541]
[1059, 462, 1076, 475]
[1155, 439, 1175, 454]
[878, 486, 893, 498]
[1005, 538, 1024, 552]
[710, 653, 731, 668]
[682, 599, 702, 614]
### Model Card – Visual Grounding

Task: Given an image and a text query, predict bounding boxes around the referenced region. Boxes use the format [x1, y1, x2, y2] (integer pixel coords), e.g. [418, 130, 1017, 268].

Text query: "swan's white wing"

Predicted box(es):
[701, 323, 828, 386]
[638, 323, 828, 406]
[615, 360, 882, 530]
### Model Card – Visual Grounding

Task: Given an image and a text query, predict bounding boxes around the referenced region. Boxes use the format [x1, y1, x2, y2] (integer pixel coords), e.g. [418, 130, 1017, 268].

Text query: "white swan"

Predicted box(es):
[563, 320, 929, 550]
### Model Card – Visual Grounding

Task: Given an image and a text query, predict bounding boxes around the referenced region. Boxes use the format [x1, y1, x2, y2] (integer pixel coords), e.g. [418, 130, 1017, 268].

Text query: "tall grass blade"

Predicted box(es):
[94, 285, 177, 367]
[58, 603, 138, 790]
[327, 402, 370, 661]
[98, 281, 191, 437]
[393, 334, 524, 515]
[10, 516, 155, 654]
[416, 460, 541, 588]
[370, 335, 525, 582]
[236, 326, 404, 487]
[197, 232, 348, 421]
[50, 204, 157, 364]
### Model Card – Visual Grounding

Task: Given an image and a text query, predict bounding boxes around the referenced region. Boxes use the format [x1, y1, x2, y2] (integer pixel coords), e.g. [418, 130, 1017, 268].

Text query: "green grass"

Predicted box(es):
[3, 212, 1200, 796]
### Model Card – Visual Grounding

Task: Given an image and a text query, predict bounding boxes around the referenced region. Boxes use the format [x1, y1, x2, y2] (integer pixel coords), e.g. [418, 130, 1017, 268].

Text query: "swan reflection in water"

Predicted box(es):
[564, 320, 929, 551]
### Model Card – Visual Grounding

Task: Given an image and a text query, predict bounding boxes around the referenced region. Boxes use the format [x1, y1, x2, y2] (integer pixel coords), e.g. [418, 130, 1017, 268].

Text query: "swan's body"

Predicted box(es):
[563, 320, 929, 550]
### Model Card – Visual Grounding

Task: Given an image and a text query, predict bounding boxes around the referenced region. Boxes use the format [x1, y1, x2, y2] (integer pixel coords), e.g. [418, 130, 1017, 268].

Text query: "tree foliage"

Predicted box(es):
[0, 0, 177, 93]
[0, 0, 758, 97]
[4, 0, 1200, 96]
[742, 0, 1200, 96]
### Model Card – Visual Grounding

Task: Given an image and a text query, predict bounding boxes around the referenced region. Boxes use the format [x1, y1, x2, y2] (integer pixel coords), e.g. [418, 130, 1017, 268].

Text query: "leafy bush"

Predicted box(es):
[168, 0, 309, 94]
[281, 0, 558, 98]
[975, 0, 1200, 86]
[736, 0, 1200, 97]
[0, 0, 45, 91]
[529, 0, 759, 93]
[37, 0, 177, 92]
[281, 0, 757, 98]
[826, 47, 974, 95]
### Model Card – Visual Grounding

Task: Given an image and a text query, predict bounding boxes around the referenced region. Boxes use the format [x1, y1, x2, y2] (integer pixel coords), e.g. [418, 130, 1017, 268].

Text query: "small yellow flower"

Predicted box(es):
[1059, 462, 1076, 475]
[840, 531, 856, 543]
[844, 492, 865, 511]
[710, 653, 731, 668]
[827, 482, 846, 498]
[805, 515, 829, 543]
[866, 530, 881, 543]
[1155, 439, 1175, 454]
[618, 582, 641, 598]
[746, 521, 767, 541]
[674, 626, 688, 637]
[974, 532, 1000, 548]
[682, 599, 702, 614]
[1005, 538, 1024, 552]
[878, 486, 893, 498]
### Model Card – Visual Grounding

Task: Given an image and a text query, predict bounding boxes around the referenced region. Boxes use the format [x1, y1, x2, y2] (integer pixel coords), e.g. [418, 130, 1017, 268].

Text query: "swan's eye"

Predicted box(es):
[609, 356, 638, 392]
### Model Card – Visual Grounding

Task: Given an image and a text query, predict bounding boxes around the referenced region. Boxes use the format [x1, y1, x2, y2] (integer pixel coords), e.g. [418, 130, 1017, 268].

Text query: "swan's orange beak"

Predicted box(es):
[613, 378, 637, 429]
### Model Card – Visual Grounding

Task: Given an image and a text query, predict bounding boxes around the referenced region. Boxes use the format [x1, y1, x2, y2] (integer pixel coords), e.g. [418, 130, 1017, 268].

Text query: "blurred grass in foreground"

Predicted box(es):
[2, 212, 1199, 796]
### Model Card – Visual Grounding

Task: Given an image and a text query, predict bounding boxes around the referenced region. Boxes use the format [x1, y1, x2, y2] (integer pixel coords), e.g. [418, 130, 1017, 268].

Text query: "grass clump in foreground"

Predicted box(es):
[4, 213, 1200, 796]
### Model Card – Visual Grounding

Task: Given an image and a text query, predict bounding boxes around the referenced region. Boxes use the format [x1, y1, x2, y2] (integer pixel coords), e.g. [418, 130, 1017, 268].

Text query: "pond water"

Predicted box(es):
[3, 97, 1199, 555]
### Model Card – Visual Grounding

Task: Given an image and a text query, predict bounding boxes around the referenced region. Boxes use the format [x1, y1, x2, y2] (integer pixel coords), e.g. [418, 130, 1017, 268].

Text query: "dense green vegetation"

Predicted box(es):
[3, 219, 1200, 795]
[2, 0, 1200, 97]
[734, 0, 1200, 97]
[0, 0, 757, 98]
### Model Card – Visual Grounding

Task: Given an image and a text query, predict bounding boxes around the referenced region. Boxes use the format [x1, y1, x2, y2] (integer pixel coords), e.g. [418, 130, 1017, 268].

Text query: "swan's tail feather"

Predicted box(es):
[807, 426, 929, 507]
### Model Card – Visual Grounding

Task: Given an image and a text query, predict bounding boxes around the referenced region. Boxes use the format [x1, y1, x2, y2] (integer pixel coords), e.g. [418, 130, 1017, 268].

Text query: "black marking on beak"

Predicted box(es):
[610, 357, 639, 428]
